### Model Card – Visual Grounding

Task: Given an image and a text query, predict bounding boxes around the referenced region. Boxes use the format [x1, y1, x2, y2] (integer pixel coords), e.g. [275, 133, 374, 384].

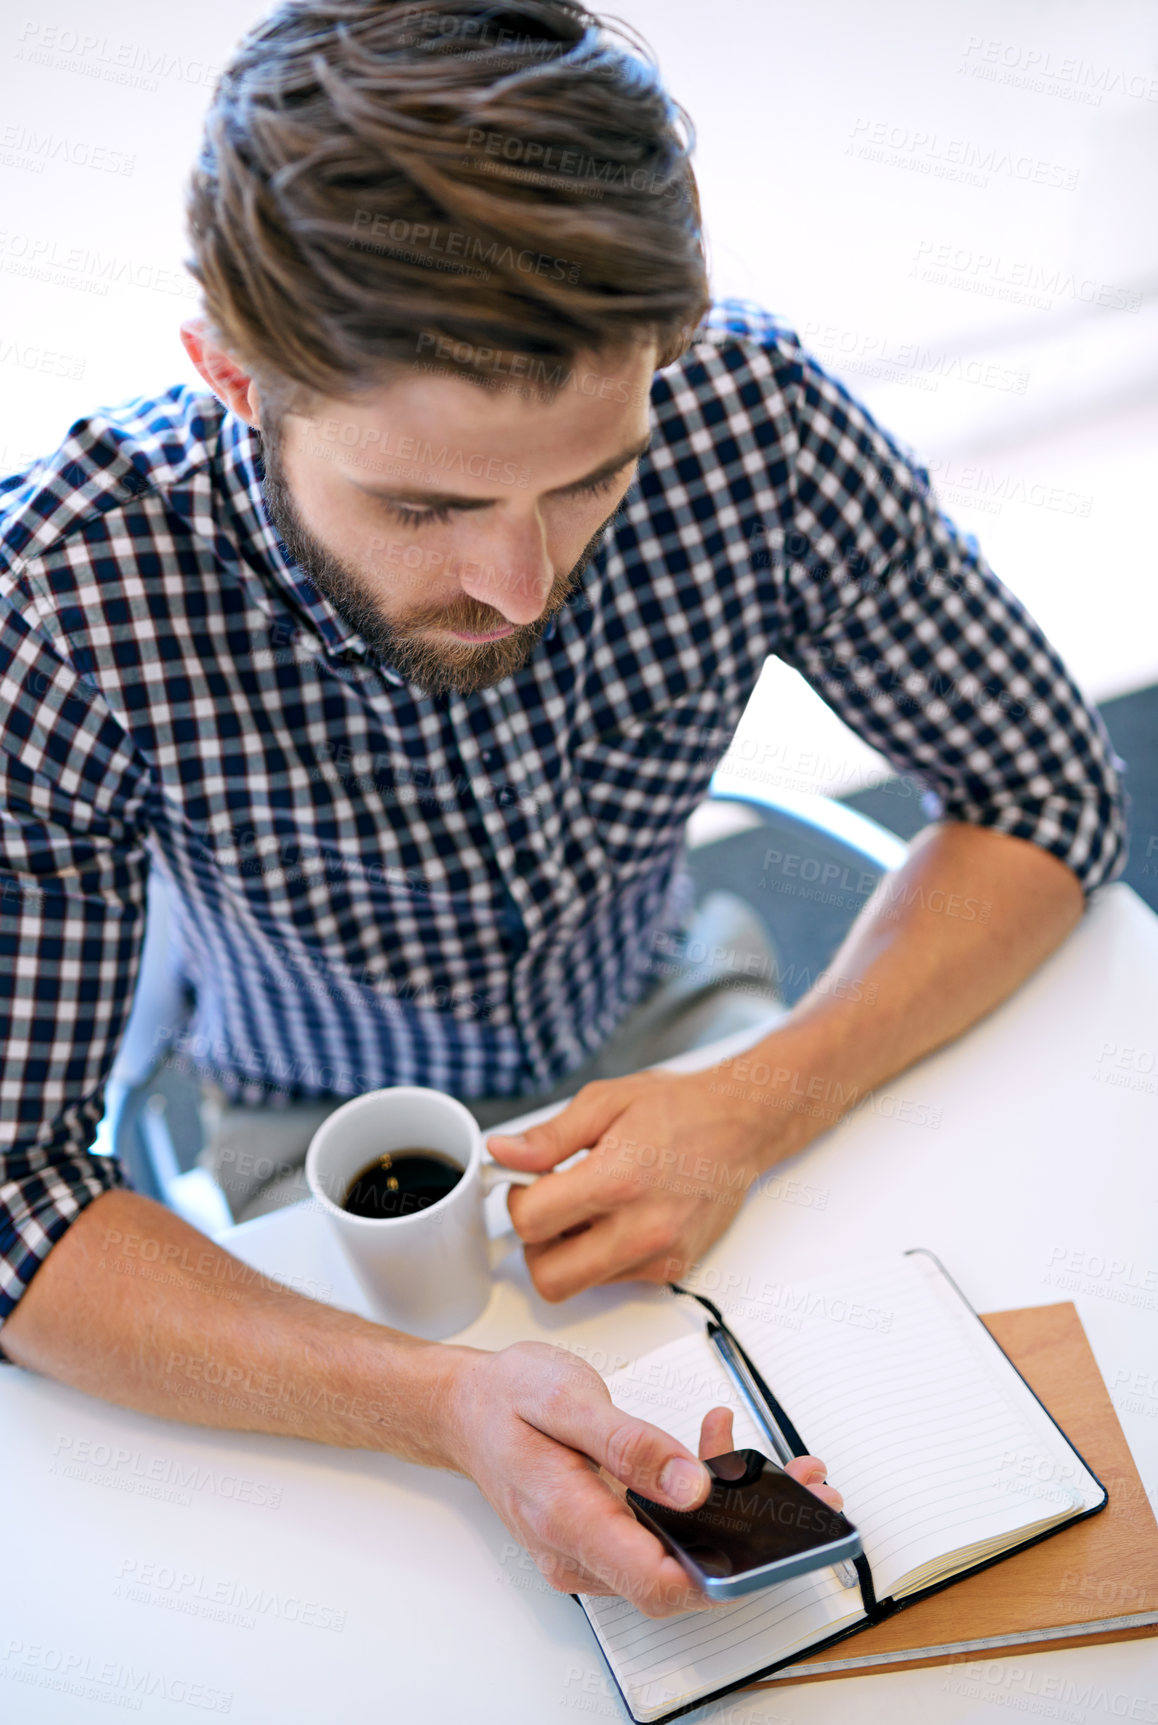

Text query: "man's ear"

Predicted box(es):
[180, 317, 262, 426]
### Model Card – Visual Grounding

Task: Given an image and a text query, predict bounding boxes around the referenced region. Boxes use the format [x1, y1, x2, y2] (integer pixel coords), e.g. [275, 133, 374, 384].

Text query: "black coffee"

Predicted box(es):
[340, 1149, 464, 1219]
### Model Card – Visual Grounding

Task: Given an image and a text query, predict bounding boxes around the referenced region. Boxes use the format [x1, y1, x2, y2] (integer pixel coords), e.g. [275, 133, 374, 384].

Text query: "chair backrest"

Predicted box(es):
[107, 865, 188, 1089]
[96, 866, 232, 1232]
[692, 780, 908, 1005]
[708, 776, 909, 873]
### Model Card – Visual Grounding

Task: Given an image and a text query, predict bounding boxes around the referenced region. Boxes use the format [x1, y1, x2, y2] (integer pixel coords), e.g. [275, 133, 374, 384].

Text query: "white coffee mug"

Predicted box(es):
[305, 1086, 537, 1340]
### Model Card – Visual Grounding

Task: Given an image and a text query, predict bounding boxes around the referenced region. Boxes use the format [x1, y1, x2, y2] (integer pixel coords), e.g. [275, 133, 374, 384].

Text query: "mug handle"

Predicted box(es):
[479, 1162, 540, 1193]
[480, 1163, 539, 1271]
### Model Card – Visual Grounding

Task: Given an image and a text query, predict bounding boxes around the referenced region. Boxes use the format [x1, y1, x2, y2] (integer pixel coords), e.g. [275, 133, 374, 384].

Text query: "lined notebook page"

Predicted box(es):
[581, 1334, 864, 1721]
[729, 1251, 1098, 1598]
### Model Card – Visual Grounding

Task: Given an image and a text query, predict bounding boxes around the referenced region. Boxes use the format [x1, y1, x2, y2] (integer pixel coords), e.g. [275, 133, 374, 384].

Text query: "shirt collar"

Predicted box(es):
[220, 408, 375, 665]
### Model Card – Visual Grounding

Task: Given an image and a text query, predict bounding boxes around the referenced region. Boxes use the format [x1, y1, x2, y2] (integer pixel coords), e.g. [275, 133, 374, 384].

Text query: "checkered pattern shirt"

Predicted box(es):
[0, 299, 1126, 1329]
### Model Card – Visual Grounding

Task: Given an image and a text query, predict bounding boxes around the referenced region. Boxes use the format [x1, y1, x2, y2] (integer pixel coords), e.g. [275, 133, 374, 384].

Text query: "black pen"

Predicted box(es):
[707, 1322, 795, 1465]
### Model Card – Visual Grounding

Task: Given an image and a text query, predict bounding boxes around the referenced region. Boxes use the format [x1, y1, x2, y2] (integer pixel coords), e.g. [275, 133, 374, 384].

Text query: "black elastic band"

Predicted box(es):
[853, 1552, 878, 1615]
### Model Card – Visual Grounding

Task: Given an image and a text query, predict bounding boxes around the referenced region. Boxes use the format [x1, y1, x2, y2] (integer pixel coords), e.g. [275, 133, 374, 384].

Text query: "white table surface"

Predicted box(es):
[3, 881, 1157, 1724]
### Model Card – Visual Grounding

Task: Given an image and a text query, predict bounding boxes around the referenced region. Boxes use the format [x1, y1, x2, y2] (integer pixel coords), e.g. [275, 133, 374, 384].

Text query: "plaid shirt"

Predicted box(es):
[0, 300, 1126, 1328]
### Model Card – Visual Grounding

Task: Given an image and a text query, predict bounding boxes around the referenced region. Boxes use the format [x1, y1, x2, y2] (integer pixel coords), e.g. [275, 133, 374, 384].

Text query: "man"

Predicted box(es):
[0, 0, 1125, 1617]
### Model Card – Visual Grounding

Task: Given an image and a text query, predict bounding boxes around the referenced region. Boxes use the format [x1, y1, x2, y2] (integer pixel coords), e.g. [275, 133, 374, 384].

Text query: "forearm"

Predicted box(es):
[1, 1187, 467, 1466]
[727, 821, 1084, 1159]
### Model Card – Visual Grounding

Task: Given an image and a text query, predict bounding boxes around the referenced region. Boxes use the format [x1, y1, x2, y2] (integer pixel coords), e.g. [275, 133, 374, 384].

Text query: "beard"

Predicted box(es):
[257, 416, 617, 698]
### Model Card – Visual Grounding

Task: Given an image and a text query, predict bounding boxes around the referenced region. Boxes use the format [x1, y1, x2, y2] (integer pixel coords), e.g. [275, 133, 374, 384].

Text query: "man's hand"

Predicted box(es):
[487, 1068, 775, 1300]
[440, 1340, 842, 1617]
[489, 826, 1088, 1304]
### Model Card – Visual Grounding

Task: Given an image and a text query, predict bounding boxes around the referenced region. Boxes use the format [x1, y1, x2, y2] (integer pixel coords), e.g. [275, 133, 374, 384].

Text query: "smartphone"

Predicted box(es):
[626, 1448, 861, 1601]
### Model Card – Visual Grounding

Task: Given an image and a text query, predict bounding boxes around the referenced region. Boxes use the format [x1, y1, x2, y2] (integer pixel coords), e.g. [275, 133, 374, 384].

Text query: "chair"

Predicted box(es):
[686, 772, 908, 1006]
[94, 867, 232, 1234]
[95, 784, 908, 1222]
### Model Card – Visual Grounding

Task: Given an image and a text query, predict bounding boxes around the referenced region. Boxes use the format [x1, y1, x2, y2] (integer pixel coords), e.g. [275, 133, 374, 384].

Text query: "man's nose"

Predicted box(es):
[456, 519, 553, 625]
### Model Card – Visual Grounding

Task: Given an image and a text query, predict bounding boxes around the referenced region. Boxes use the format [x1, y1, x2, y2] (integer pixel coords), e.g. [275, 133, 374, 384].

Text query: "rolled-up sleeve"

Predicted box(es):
[761, 329, 1127, 893]
[0, 585, 150, 1339]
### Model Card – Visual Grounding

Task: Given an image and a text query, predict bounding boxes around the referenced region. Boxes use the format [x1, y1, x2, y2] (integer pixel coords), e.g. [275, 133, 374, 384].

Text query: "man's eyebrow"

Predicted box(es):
[346, 436, 651, 509]
[548, 436, 652, 496]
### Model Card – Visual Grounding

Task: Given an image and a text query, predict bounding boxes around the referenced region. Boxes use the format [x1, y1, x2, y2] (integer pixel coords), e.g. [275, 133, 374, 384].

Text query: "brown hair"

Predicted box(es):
[184, 0, 711, 415]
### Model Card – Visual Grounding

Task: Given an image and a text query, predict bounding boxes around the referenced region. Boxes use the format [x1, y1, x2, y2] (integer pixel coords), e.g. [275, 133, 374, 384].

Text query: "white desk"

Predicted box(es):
[3, 882, 1156, 1724]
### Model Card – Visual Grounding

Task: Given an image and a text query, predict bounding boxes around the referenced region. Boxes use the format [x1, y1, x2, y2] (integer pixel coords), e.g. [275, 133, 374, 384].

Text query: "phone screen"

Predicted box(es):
[627, 1449, 856, 1580]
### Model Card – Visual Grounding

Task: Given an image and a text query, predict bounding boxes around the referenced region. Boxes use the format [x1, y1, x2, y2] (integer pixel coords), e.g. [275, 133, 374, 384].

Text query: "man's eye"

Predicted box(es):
[380, 464, 629, 528]
[385, 502, 456, 527]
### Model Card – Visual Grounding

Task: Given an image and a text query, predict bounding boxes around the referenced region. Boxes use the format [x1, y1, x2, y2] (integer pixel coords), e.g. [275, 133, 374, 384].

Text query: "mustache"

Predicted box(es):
[398, 594, 523, 634]
[393, 527, 606, 637]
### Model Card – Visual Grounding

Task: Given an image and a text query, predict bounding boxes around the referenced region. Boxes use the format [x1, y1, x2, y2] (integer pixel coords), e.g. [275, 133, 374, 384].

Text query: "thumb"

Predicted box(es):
[487, 1082, 625, 1174]
[523, 1373, 712, 1510]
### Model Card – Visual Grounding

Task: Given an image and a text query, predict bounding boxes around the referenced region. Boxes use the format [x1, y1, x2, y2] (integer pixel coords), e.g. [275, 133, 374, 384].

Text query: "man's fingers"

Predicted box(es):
[486, 1081, 624, 1178]
[519, 1377, 710, 1511]
[570, 1515, 707, 1615]
[587, 1406, 711, 1513]
[620, 1246, 699, 1286]
[698, 1405, 735, 1460]
[531, 1457, 711, 1615]
[787, 1455, 826, 1485]
[524, 1208, 678, 1302]
[507, 1151, 626, 1245]
[785, 1454, 844, 1511]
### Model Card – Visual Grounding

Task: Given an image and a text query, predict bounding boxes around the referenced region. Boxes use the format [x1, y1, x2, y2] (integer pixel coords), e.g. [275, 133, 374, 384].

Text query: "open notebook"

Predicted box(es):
[580, 1250, 1108, 1723]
